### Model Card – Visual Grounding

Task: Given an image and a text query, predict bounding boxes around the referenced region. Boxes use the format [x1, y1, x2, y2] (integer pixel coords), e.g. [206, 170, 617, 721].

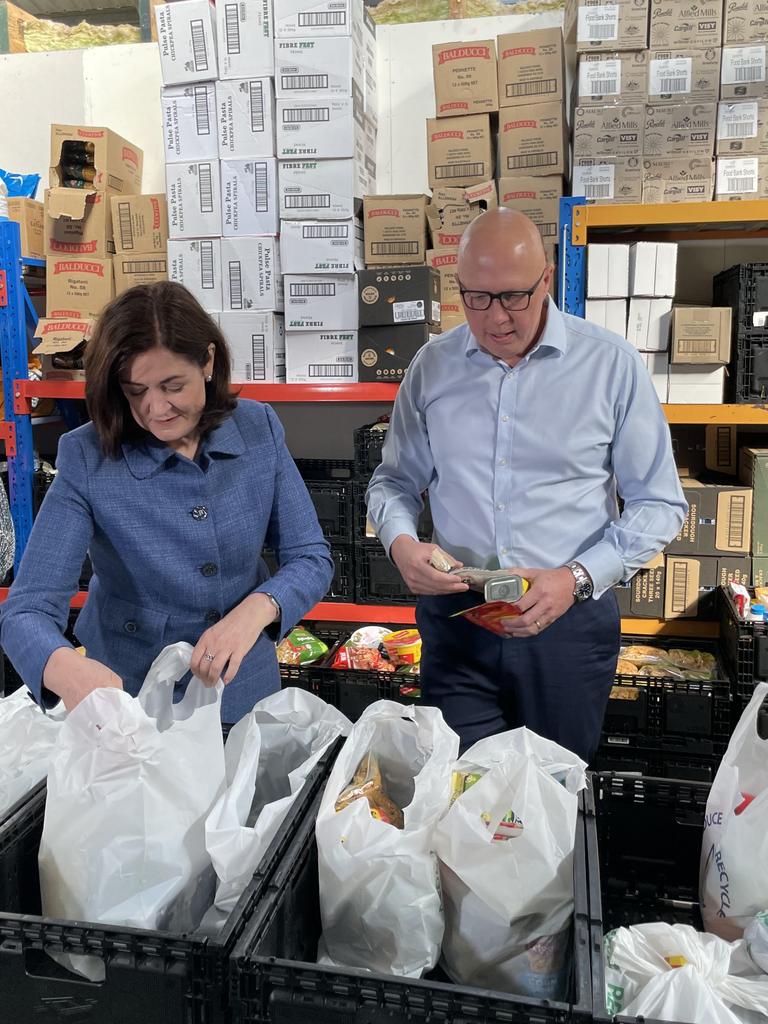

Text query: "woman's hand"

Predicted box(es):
[190, 593, 278, 686]
[43, 647, 123, 712]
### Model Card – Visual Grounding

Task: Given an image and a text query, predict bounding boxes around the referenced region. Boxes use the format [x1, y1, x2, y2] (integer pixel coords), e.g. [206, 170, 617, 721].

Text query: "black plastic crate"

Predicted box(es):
[294, 460, 354, 544]
[0, 736, 342, 1024]
[717, 586, 768, 703]
[591, 745, 721, 782]
[353, 421, 388, 479]
[586, 773, 709, 1024]
[0, 779, 44, 838]
[355, 542, 416, 604]
[230, 781, 594, 1024]
[714, 262, 768, 334]
[729, 332, 768, 403]
[262, 545, 354, 603]
[352, 482, 433, 543]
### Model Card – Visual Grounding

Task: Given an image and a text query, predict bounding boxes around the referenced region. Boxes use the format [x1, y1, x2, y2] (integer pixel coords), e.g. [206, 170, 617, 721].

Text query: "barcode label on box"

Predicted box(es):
[254, 162, 269, 211]
[394, 300, 425, 323]
[579, 59, 621, 97]
[507, 78, 557, 99]
[679, 338, 717, 353]
[507, 152, 558, 170]
[670, 561, 690, 614]
[190, 19, 209, 72]
[200, 241, 215, 289]
[717, 157, 759, 193]
[302, 224, 349, 238]
[281, 74, 330, 91]
[285, 193, 332, 209]
[194, 86, 211, 136]
[290, 282, 336, 296]
[224, 3, 240, 54]
[718, 102, 759, 139]
[283, 106, 330, 123]
[249, 81, 265, 133]
[228, 261, 243, 309]
[298, 10, 346, 26]
[434, 161, 485, 180]
[371, 241, 420, 255]
[650, 58, 692, 96]
[728, 495, 747, 548]
[722, 46, 766, 86]
[309, 363, 354, 377]
[715, 426, 731, 469]
[573, 163, 615, 200]
[249, 335, 266, 381]
[116, 201, 134, 251]
[121, 259, 167, 275]
[577, 4, 619, 41]
[198, 163, 214, 213]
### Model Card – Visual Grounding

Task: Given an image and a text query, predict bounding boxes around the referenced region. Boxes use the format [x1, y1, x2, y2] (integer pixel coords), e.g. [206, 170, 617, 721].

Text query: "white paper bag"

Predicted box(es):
[316, 700, 459, 977]
[0, 688, 62, 818]
[701, 683, 768, 941]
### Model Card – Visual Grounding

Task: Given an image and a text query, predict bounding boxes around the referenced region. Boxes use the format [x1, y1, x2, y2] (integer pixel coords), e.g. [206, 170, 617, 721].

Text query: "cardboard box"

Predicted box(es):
[276, 95, 356, 159]
[725, 0, 768, 43]
[567, 0, 651, 52]
[33, 317, 92, 381]
[110, 194, 168, 255]
[432, 39, 498, 117]
[739, 447, 768, 555]
[114, 254, 168, 296]
[274, 36, 362, 98]
[626, 297, 673, 350]
[166, 160, 222, 238]
[498, 102, 568, 178]
[668, 363, 726, 401]
[643, 103, 717, 157]
[220, 311, 285, 382]
[721, 45, 768, 100]
[358, 324, 431, 382]
[753, 556, 768, 585]
[46, 257, 114, 319]
[573, 104, 644, 159]
[285, 330, 358, 382]
[221, 157, 278, 235]
[497, 28, 565, 109]
[641, 157, 715, 202]
[716, 155, 768, 197]
[630, 553, 666, 616]
[154, 0, 218, 87]
[7, 198, 44, 260]
[216, 0, 274, 80]
[167, 237, 222, 312]
[642, 350, 670, 402]
[670, 306, 732, 363]
[649, 0, 723, 48]
[705, 423, 738, 475]
[576, 51, 649, 103]
[221, 236, 283, 311]
[274, 0, 353, 37]
[162, 84, 218, 161]
[44, 189, 114, 258]
[614, 580, 632, 615]
[279, 158, 359, 219]
[216, 78, 275, 159]
[585, 298, 628, 335]
[426, 181, 497, 247]
[664, 553, 750, 617]
[572, 157, 644, 203]
[669, 479, 752, 554]
[629, 241, 678, 296]
[50, 124, 143, 196]
[498, 175, 563, 240]
[427, 249, 464, 330]
[587, 243, 630, 298]
[363, 195, 427, 267]
[358, 267, 440, 328]
[647, 48, 721, 104]
[284, 273, 357, 330]
[717, 100, 768, 154]
[426, 114, 494, 188]
[280, 219, 362, 274]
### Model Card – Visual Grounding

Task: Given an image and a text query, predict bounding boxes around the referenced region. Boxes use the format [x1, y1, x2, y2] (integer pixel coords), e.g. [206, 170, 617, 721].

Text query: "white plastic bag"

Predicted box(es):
[434, 727, 587, 997]
[0, 688, 63, 818]
[39, 642, 225, 978]
[205, 687, 351, 915]
[604, 921, 768, 1023]
[701, 682, 768, 941]
[316, 700, 459, 977]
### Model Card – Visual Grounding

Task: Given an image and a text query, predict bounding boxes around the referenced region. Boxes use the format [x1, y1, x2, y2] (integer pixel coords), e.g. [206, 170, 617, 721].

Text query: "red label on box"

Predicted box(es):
[77, 128, 104, 139]
[431, 253, 458, 268]
[41, 320, 89, 333]
[431, 131, 464, 141]
[150, 198, 161, 229]
[368, 208, 400, 218]
[504, 120, 537, 131]
[122, 146, 140, 168]
[49, 240, 99, 254]
[503, 191, 537, 200]
[502, 47, 537, 58]
[54, 260, 105, 276]
[440, 102, 469, 112]
[438, 46, 492, 63]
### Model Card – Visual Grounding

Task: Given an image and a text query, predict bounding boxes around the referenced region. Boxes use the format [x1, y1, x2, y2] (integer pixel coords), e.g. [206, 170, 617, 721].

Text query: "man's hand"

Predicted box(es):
[43, 647, 123, 712]
[499, 566, 576, 638]
[390, 536, 470, 596]
[191, 592, 278, 686]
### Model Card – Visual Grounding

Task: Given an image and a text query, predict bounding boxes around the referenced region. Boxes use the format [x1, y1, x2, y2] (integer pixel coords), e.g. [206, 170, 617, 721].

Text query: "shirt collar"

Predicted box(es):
[465, 298, 569, 361]
[122, 412, 244, 479]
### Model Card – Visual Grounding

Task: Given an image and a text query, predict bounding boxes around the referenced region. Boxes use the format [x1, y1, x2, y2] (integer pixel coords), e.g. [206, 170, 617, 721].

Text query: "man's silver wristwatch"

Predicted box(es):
[566, 561, 593, 603]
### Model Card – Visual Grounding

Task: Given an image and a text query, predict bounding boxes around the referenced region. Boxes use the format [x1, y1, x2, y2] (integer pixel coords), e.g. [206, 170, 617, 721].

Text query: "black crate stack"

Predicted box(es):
[714, 262, 768, 402]
[291, 459, 356, 603]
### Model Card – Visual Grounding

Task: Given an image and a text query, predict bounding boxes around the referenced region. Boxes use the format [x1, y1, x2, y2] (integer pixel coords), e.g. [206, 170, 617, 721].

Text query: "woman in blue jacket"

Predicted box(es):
[0, 282, 334, 722]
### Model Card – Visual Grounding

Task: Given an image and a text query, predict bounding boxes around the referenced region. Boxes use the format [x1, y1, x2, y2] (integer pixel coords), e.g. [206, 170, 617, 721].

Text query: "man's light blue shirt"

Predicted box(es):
[366, 300, 687, 598]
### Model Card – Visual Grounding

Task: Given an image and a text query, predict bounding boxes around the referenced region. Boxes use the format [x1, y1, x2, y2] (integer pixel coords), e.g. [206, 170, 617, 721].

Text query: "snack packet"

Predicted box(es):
[276, 627, 328, 666]
[335, 751, 405, 828]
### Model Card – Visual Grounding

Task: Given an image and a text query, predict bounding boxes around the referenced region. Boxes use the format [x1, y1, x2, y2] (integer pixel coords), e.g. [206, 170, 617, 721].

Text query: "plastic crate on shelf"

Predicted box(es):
[717, 586, 768, 703]
[353, 482, 433, 543]
[591, 745, 721, 782]
[325, 544, 355, 602]
[353, 421, 388, 479]
[0, 735, 342, 1024]
[355, 542, 416, 604]
[714, 262, 768, 334]
[295, 459, 354, 544]
[230, 780, 594, 1024]
[729, 331, 768, 404]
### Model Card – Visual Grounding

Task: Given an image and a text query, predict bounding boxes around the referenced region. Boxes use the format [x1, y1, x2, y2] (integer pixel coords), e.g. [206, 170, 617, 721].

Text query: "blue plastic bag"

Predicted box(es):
[0, 169, 40, 199]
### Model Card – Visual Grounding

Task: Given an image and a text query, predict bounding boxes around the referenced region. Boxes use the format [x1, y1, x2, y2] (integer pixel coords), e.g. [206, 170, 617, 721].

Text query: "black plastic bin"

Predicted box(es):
[718, 585, 768, 704]
[295, 460, 354, 544]
[353, 482, 433, 543]
[0, 736, 342, 1024]
[229, 781, 595, 1024]
[590, 746, 721, 782]
[355, 542, 416, 604]
[730, 333, 768, 404]
[714, 262, 768, 334]
[353, 422, 388, 479]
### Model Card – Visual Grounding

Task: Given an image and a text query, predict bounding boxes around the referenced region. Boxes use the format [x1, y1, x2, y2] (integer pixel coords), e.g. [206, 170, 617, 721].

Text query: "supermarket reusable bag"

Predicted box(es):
[39, 643, 225, 979]
[434, 727, 587, 998]
[316, 700, 459, 977]
[701, 682, 768, 942]
[205, 687, 351, 915]
[604, 922, 768, 1023]
[0, 687, 63, 818]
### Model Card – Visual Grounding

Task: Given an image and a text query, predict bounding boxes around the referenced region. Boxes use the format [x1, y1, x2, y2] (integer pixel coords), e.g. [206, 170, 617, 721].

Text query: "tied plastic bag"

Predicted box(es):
[39, 643, 225, 980]
[604, 922, 768, 1023]
[701, 682, 768, 941]
[316, 700, 459, 977]
[434, 728, 587, 998]
[205, 687, 351, 917]
[0, 688, 63, 818]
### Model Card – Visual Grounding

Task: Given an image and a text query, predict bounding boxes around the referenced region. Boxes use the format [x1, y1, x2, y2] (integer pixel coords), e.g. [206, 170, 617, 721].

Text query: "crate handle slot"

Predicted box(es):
[23, 946, 105, 986]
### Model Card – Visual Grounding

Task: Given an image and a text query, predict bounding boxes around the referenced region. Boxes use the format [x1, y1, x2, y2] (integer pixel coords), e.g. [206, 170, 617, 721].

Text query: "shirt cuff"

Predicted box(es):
[375, 517, 420, 559]
[576, 542, 626, 600]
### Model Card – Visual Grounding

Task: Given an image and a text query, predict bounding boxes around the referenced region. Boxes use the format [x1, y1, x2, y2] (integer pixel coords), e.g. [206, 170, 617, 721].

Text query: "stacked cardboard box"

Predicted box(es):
[740, 447, 768, 584]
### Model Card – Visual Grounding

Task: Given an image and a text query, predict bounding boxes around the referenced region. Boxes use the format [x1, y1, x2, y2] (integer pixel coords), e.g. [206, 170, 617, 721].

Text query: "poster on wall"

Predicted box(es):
[365, 0, 564, 24]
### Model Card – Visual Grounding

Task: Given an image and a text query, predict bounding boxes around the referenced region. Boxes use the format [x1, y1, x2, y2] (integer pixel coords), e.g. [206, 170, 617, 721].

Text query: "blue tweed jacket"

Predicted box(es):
[0, 400, 334, 723]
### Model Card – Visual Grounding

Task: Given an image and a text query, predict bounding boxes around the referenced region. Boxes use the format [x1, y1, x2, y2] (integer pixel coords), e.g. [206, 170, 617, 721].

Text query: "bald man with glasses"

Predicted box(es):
[365, 208, 687, 761]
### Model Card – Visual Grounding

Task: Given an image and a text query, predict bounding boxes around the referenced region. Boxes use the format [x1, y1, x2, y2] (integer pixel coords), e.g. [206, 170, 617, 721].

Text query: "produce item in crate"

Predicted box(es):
[619, 644, 718, 681]
[334, 750, 405, 828]
[382, 629, 421, 667]
[0, 687, 63, 818]
[616, 659, 640, 675]
[276, 627, 328, 666]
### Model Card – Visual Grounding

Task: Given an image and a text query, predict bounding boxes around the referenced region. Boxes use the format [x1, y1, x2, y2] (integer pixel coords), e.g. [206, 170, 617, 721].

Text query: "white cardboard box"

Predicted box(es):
[162, 84, 218, 161]
[627, 297, 674, 351]
[279, 219, 362, 274]
[155, 0, 218, 87]
[668, 364, 725, 403]
[216, 0, 274, 80]
[274, 0, 352, 37]
[166, 160, 222, 238]
[221, 236, 283, 311]
[167, 238, 222, 312]
[276, 96, 356, 159]
[221, 158, 279, 235]
[587, 243, 630, 298]
[285, 330, 358, 382]
[278, 159, 357, 219]
[284, 273, 357, 330]
[274, 36, 361, 97]
[629, 242, 678, 297]
[585, 298, 628, 337]
[642, 350, 670, 403]
[217, 78, 276, 159]
[220, 311, 285, 382]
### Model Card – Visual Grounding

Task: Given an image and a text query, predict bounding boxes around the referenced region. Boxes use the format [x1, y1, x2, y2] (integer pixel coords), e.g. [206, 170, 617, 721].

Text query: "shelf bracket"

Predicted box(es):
[0, 421, 15, 457]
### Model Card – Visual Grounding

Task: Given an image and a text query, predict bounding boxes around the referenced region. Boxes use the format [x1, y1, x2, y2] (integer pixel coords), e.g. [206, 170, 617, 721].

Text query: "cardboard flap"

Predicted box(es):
[464, 180, 498, 208]
[34, 318, 93, 354]
[47, 188, 96, 221]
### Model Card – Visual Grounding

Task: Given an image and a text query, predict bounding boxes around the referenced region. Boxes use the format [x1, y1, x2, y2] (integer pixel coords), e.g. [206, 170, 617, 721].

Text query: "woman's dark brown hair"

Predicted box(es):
[85, 281, 237, 458]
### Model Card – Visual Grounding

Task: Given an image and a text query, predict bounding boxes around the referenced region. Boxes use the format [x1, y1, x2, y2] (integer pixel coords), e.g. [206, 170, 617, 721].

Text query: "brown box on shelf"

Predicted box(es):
[432, 40, 498, 117]
[44, 188, 115, 259]
[716, 100, 768, 155]
[667, 478, 753, 555]
[50, 123, 143, 195]
[426, 181, 497, 249]
[724, 0, 768, 43]
[426, 114, 494, 188]
[363, 195, 428, 267]
[715, 155, 768, 197]
[575, 51, 649, 103]
[497, 27, 565, 108]
[631, 552, 666, 616]
[566, 0, 651, 53]
[664, 553, 751, 617]
[110, 194, 169, 255]
[427, 249, 464, 331]
[641, 157, 715, 203]
[358, 323, 431, 382]
[7, 198, 44, 260]
[705, 424, 738, 476]
[739, 447, 768, 557]
[721, 45, 768, 100]
[46, 256, 114, 319]
[358, 266, 441, 327]
[647, 48, 722, 105]
[670, 306, 732, 364]
[114, 254, 169, 296]
[649, 0, 723, 49]
[643, 103, 717, 157]
[33, 317, 93, 381]
[498, 102, 568, 178]
[573, 104, 644, 159]
[754, 556, 768, 586]
[572, 157, 644, 204]
[498, 175, 563, 240]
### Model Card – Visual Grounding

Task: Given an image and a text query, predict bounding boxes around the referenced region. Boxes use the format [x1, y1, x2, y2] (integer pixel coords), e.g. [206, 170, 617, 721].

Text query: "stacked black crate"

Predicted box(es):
[714, 262, 768, 402]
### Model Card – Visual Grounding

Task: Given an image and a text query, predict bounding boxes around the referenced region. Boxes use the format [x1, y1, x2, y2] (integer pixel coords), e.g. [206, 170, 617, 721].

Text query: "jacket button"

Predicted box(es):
[190, 506, 208, 520]
[205, 610, 221, 624]
[200, 562, 219, 577]
[124, 621, 137, 634]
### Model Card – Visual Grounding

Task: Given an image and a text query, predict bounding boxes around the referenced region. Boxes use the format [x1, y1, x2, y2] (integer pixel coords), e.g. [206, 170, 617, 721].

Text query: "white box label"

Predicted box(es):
[717, 156, 759, 193]
[577, 4, 619, 42]
[579, 59, 622, 97]
[721, 46, 767, 86]
[717, 101, 759, 140]
[573, 164, 615, 201]
[393, 300, 425, 324]
[649, 58, 693, 97]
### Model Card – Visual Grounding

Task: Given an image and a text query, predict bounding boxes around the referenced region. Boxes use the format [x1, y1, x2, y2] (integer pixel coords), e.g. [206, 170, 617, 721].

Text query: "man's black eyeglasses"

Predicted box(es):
[458, 268, 548, 312]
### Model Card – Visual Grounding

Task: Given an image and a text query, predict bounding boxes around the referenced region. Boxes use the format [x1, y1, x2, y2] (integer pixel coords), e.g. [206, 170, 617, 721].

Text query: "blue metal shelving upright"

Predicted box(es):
[558, 196, 587, 318]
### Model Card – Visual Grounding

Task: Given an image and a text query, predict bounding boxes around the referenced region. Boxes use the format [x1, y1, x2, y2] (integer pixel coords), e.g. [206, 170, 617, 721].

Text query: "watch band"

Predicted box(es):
[263, 592, 282, 621]
[567, 561, 593, 602]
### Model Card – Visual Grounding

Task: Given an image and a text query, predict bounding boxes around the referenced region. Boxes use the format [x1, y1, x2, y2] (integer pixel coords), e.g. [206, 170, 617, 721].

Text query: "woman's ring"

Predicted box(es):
[203, 651, 216, 662]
